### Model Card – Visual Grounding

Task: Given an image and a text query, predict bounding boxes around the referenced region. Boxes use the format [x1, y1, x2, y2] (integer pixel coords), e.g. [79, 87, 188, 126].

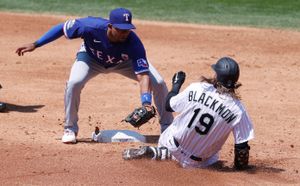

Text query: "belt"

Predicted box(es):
[173, 138, 202, 162]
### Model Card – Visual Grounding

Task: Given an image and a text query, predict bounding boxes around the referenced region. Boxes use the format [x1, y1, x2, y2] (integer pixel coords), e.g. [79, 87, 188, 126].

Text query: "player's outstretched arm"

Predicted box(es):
[15, 23, 64, 56]
[165, 71, 186, 112]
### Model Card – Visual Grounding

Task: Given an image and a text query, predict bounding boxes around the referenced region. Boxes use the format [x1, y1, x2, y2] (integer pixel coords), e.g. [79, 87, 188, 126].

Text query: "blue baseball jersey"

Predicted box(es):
[63, 17, 149, 74]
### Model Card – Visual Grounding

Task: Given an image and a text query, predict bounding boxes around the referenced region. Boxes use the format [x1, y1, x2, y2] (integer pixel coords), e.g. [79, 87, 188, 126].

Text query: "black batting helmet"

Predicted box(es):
[211, 57, 240, 88]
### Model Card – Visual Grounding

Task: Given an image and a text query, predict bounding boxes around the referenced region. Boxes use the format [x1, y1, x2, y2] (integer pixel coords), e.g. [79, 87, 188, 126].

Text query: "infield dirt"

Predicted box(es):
[0, 12, 299, 185]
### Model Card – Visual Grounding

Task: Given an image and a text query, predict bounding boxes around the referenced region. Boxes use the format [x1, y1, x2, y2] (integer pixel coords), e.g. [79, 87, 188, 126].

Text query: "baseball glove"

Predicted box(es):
[124, 105, 156, 128]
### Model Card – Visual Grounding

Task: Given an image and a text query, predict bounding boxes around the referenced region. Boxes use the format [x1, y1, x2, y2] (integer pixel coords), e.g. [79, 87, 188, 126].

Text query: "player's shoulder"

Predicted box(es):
[189, 82, 213, 90]
[235, 101, 247, 112]
[127, 31, 142, 44]
[125, 31, 145, 52]
[75, 16, 109, 30]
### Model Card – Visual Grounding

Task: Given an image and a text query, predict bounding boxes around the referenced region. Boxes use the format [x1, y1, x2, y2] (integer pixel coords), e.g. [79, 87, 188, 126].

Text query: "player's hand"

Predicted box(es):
[15, 43, 36, 56]
[172, 71, 186, 86]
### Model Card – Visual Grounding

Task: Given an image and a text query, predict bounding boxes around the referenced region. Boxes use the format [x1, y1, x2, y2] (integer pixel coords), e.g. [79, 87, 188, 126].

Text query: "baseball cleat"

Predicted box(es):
[62, 129, 77, 144]
[122, 146, 153, 160]
[0, 102, 6, 112]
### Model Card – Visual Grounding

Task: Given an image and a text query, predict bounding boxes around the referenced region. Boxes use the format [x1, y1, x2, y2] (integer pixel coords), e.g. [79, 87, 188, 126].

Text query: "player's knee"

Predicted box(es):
[157, 78, 166, 85]
[150, 72, 165, 85]
[155, 77, 165, 85]
[151, 80, 168, 99]
[66, 80, 84, 92]
[151, 78, 167, 89]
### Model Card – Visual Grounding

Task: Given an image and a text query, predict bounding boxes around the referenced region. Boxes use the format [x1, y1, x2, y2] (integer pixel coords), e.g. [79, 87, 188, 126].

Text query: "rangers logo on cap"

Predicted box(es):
[109, 8, 136, 30]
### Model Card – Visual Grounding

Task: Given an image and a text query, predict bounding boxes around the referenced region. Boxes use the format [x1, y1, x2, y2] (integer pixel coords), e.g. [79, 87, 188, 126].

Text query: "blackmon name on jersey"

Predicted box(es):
[188, 91, 237, 124]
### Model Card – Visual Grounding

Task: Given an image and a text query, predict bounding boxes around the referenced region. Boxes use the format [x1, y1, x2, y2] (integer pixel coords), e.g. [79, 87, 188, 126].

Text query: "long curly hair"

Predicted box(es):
[200, 76, 242, 100]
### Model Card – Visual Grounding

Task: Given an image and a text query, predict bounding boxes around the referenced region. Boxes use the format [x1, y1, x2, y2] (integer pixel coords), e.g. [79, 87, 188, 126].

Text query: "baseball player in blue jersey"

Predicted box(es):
[16, 8, 173, 143]
[123, 57, 254, 170]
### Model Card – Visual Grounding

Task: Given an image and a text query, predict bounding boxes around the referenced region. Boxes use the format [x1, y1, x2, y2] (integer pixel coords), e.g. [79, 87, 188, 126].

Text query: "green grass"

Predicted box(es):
[0, 0, 300, 29]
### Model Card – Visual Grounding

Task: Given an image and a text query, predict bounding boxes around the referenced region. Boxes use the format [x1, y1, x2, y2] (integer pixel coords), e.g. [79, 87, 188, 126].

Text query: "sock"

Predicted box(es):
[149, 146, 172, 160]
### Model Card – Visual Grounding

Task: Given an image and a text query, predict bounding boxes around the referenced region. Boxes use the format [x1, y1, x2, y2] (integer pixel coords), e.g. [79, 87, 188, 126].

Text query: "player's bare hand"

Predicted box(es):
[15, 43, 36, 56]
[143, 104, 153, 111]
[172, 71, 186, 86]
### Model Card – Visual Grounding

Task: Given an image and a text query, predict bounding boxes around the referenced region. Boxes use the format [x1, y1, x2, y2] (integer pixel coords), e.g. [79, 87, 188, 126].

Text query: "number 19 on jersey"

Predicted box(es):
[187, 108, 214, 135]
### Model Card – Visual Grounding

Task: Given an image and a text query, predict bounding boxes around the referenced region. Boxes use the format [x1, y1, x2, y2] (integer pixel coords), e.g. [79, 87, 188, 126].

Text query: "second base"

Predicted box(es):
[92, 130, 146, 143]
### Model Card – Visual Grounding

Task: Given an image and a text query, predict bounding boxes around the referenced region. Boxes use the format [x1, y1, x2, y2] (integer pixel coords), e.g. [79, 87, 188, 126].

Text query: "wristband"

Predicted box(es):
[141, 92, 152, 105]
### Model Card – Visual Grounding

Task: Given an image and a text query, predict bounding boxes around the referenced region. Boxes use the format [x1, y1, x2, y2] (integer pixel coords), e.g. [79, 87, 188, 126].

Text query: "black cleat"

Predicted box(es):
[0, 102, 6, 112]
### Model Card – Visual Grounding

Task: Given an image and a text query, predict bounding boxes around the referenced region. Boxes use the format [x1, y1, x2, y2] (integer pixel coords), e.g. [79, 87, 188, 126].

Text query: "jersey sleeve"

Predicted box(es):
[169, 84, 194, 113]
[63, 18, 85, 39]
[128, 34, 149, 74]
[233, 110, 254, 144]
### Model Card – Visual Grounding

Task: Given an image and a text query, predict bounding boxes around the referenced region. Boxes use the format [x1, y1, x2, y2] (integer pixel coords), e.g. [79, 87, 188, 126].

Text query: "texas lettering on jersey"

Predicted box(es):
[88, 47, 128, 65]
[63, 17, 149, 73]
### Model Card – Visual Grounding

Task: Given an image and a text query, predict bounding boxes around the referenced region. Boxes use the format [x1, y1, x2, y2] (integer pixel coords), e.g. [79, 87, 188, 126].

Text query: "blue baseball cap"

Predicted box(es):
[109, 8, 136, 30]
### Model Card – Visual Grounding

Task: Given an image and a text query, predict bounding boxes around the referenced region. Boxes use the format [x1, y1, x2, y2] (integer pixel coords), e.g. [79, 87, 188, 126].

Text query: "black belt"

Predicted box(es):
[173, 138, 202, 162]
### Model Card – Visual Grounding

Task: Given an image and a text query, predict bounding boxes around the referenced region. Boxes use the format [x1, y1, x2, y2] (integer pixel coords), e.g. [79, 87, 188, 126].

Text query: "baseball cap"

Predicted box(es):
[109, 8, 136, 30]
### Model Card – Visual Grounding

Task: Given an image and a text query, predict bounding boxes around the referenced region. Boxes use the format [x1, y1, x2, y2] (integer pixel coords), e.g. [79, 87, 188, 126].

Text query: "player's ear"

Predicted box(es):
[108, 23, 113, 29]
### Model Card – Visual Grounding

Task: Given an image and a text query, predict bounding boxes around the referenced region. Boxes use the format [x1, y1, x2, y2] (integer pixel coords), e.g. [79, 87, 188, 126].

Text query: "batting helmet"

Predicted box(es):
[211, 57, 240, 88]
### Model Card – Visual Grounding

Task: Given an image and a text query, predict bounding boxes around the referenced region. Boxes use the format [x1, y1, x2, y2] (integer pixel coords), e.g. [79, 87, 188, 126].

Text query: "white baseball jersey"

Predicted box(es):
[159, 82, 254, 168]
